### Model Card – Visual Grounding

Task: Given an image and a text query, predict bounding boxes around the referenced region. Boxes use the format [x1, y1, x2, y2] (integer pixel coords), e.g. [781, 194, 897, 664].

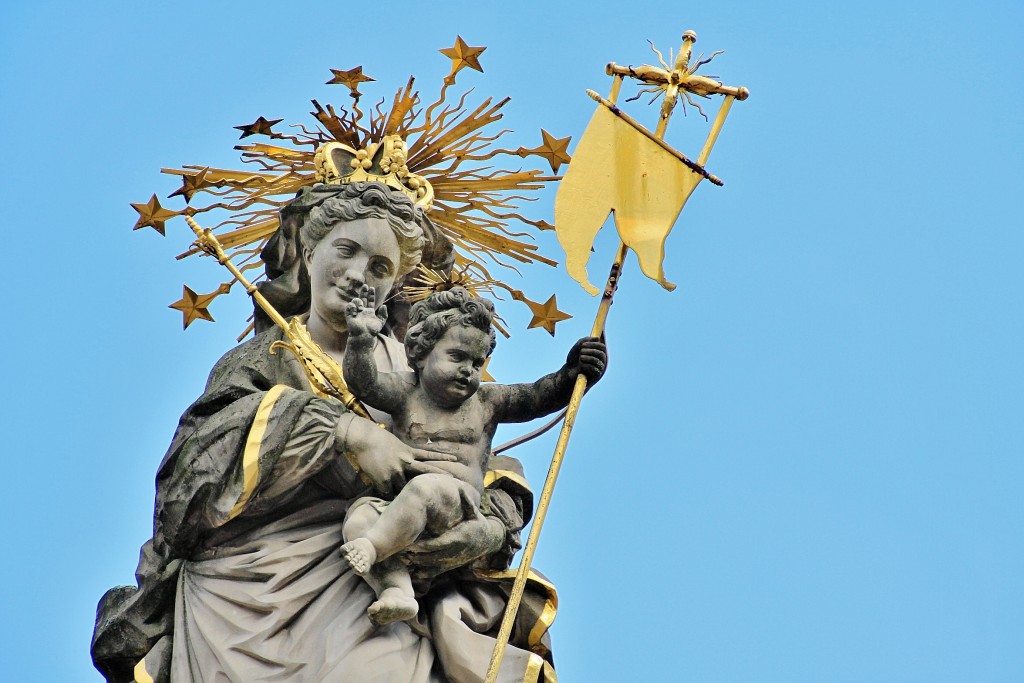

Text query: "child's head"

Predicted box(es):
[405, 287, 497, 405]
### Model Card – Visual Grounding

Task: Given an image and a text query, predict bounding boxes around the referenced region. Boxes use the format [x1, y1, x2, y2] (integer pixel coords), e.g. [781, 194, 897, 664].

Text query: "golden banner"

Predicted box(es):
[554, 105, 703, 294]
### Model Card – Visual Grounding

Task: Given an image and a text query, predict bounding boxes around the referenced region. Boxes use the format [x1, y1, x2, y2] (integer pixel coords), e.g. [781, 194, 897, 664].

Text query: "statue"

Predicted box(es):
[93, 182, 562, 683]
[339, 285, 606, 626]
[93, 31, 747, 683]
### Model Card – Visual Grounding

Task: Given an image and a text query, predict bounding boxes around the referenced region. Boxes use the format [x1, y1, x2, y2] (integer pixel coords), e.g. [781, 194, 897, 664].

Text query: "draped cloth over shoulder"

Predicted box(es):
[91, 325, 557, 683]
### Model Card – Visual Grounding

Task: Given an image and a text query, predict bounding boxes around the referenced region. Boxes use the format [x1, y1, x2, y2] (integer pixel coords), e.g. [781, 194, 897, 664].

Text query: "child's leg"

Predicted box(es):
[362, 473, 471, 560]
[364, 559, 419, 626]
[341, 500, 383, 575]
[342, 500, 418, 624]
[341, 474, 474, 576]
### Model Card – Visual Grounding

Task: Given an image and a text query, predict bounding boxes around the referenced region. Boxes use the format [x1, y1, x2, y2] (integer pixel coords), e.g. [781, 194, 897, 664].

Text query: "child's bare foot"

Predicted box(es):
[341, 538, 377, 576]
[367, 587, 419, 626]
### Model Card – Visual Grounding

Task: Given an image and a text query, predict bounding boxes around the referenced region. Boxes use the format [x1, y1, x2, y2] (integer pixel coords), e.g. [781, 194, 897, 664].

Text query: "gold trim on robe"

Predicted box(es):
[477, 567, 559, 656]
[484, 468, 531, 493]
[524, 653, 544, 683]
[132, 658, 154, 683]
[227, 384, 288, 520]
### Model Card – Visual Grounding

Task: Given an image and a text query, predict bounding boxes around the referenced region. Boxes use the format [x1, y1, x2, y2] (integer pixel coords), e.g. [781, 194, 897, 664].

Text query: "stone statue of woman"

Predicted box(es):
[92, 182, 558, 683]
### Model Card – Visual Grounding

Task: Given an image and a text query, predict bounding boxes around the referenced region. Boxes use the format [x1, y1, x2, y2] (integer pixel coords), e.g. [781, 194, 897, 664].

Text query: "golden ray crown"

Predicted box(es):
[313, 136, 433, 207]
[134, 37, 576, 338]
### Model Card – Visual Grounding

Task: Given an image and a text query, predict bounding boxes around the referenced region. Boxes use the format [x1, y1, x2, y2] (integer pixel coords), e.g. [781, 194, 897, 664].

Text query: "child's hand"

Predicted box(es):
[344, 284, 387, 339]
[566, 336, 608, 384]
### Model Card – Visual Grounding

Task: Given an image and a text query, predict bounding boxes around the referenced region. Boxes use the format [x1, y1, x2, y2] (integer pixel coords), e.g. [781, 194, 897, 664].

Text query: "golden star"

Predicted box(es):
[440, 36, 486, 78]
[326, 66, 375, 95]
[524, 294, 572, 336]
[169, 282, 231, 329]
[169, 285, 216, 328]
[169, 167, 211, 203]
[130, 194, 178, 235]
[234, 115, 284, 139]
[535, 129, 572, 174]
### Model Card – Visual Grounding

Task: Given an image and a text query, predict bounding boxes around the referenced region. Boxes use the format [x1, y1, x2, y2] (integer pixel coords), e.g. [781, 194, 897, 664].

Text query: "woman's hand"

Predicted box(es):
[405, 506, 506, 572]
[340, 417, 457, 497]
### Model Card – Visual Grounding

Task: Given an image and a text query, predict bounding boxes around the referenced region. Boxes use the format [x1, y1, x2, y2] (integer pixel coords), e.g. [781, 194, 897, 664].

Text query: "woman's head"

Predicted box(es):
[300, 182, 425, 278]
[299, 183, 429, 334]
[256, 181, 453, 336]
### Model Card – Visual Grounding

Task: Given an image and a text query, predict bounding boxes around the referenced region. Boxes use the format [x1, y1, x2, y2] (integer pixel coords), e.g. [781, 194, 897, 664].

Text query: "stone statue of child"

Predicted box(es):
[339, 285, 607, 625]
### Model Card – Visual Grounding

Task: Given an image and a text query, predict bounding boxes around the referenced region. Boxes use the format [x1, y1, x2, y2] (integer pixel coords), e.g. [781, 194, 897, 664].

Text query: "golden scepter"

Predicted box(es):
[484, 30, 748, 682]
[184, 215, 373, 419]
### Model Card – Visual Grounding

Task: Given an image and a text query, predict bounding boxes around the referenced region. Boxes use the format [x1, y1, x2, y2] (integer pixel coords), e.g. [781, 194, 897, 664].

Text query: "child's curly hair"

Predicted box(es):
[405, 287, 497, 370]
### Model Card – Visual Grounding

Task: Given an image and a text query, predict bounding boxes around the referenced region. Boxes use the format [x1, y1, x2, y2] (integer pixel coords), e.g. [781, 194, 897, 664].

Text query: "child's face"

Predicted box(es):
[417, 324, 490, 407]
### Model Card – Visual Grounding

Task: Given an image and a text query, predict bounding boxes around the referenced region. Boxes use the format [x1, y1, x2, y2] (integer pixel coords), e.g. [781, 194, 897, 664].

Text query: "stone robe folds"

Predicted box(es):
[91, 325, 557, 683]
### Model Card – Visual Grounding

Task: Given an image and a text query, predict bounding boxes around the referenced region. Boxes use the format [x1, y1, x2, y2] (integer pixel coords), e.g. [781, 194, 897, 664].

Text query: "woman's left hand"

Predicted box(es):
[404, 507, 505, 572]
[342, 416, 458, 497]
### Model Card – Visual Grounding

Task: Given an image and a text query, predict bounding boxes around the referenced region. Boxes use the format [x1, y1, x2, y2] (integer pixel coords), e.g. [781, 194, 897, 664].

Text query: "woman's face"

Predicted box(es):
[303, 216, 402, 329]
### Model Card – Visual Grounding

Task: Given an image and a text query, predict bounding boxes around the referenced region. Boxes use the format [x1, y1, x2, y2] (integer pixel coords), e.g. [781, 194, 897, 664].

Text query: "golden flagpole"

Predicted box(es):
[484, 31, 746, 682]
[483, 246, 626, 683]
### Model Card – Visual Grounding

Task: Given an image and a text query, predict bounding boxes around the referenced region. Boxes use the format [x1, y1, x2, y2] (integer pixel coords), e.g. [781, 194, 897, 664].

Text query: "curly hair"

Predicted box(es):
[405, 287, 497, 370]
[300, 182, 425, 277]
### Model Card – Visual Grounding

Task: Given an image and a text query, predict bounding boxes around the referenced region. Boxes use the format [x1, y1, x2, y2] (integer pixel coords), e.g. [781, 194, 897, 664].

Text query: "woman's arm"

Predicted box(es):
[404, 506, 508, 573]
[152, 330, 450, 556]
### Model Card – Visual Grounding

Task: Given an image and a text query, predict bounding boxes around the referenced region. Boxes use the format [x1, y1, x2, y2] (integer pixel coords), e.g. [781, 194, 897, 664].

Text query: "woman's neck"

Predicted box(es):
[305, 311, 349, 355]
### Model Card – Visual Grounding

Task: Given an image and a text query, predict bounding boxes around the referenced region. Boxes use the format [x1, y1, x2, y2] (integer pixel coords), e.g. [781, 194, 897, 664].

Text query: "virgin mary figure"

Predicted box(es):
[91, 180, 558, 683]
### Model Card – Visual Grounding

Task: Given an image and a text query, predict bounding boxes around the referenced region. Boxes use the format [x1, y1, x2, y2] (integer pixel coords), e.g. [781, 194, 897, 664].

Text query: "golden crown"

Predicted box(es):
[313, 136, 434, 207]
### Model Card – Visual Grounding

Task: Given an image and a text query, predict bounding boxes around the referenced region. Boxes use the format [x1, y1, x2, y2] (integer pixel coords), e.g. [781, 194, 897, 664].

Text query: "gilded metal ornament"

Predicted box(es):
[140, 39, 574, 335]
[234, 116, 284, 139]
[519, 293, 573, 336]
[168, 283, 232, 329]
[131, 194, 179, 235]
[555, 31, 748, 294]
[439, 35, 486, 83]
[325, 66, 375, 95]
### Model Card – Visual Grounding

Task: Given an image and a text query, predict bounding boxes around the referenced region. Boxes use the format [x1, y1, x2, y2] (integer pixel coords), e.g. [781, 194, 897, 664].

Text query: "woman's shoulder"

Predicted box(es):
[215, 326, 285, 367]
[205, 326, 289, 391]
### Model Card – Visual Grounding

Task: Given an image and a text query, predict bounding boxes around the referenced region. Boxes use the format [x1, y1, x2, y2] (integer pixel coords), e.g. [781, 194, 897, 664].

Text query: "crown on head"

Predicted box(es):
[313, 136, 434, 208]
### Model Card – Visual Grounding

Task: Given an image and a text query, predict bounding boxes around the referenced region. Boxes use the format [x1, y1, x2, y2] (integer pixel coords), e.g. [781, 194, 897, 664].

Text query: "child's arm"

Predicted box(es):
[342, 286, 408, 414]
[485, 337, 607, 423]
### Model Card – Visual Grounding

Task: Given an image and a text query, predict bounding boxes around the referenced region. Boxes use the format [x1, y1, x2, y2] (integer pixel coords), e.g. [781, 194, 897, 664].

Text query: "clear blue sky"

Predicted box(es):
[2, 1, 1022, 681]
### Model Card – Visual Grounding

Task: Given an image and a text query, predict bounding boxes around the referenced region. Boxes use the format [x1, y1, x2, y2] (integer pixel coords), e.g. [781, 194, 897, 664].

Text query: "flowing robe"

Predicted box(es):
[92, 325, 557, 683]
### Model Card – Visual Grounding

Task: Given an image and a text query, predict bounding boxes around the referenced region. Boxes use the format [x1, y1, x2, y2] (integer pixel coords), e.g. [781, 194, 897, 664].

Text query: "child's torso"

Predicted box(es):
[391, 391, 496, 492]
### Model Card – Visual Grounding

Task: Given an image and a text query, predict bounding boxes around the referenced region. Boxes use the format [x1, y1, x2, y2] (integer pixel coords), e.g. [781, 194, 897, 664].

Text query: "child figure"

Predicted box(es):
[339, 286, 606, 625]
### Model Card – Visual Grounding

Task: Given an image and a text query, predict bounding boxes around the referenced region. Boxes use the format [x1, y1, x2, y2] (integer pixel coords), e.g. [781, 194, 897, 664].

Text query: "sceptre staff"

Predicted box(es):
[484, 30, 748, 682]
[184, 215, 373, 419]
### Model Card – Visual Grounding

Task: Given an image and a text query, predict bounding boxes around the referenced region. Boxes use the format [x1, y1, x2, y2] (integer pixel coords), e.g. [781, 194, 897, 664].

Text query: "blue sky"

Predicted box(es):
[2, 1, 1022, 680]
